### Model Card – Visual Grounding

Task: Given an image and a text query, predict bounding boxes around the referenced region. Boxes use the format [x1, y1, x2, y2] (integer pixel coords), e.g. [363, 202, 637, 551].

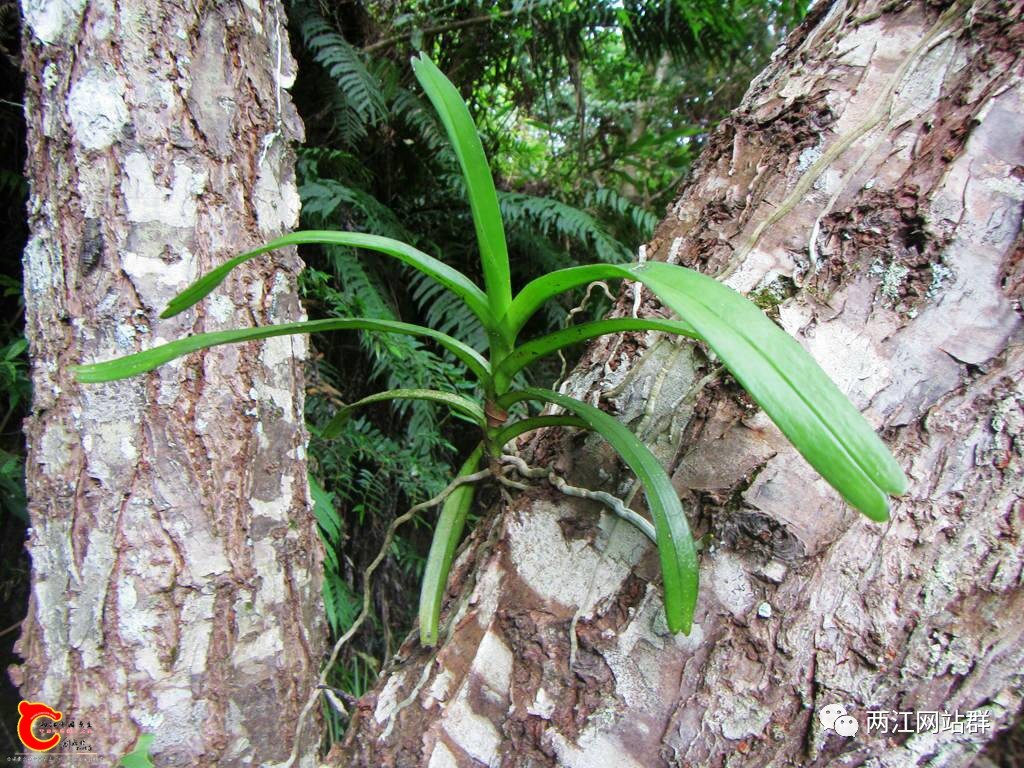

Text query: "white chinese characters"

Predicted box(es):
[818, 703, 994, 740]
[865, 709, 992, 735]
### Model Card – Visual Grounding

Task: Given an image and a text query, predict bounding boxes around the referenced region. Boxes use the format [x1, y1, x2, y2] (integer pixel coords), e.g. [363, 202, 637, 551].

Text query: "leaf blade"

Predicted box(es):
[321, 388, 486, 439]
[72, 317, 491, 387]
[419, 444, 483, 646]
[498, 387, 699, 634]
[411, 55, 512, 324]
[118, 734, 155, 768]
[494, 317, 697, 385]
[493, 415, 588, 447]
[160, 230, 493, 331]
[631, 261, 907, 519]
[505, 263, 632, 338]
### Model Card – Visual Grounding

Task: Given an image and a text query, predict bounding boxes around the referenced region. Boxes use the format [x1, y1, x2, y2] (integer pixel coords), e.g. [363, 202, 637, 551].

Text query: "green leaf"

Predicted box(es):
[159, 230, 494, 331]
[3, 337, 27, 361]
[497, 192, 631, 264]
[72, 317, 491, 387]
[493, 415, 588, 447]
[322, 388, 486, 439]
[419, 444, 483, 646]
[323, 570, 360, 635]
[505, 263, 632, 338]
[411, 54, 512, 327]
[624, 125, 703, 154]
[118, 733, 154, 768]
[497, 387, 699, 634]
[493, 317, 697, 388]
[309, 473, 341, 547]
[630, 261, 907, 520]
[501, 257, 906, 520]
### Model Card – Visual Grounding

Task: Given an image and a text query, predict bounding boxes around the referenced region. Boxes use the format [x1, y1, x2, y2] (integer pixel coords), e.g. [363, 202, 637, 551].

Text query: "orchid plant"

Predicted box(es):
[75, 54, 906, 644]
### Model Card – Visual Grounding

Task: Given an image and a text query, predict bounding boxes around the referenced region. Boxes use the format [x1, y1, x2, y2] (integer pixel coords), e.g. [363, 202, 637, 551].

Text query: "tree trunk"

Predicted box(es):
[13, 1, 322, 766]
[336, 1, 1024, 765]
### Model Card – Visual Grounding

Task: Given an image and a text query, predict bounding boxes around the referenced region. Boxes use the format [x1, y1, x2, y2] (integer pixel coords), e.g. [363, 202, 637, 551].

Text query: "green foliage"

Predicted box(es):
[628, 262, 907, 517]
[418, 445, 482, 646]
[76, 55, 905, 643]
[284, 11, 753, 659]
[0, 281, 28, 523]
[412, 54, 512, 327]
[118, 734, 155, 768]
[503, 387, 699, 628]
[0, 448, 26, 521]
[310, 475, 360, 636]
[498, 192, 630, 264]
[293, 3, 387, 136]
[0, 336, 28, 415]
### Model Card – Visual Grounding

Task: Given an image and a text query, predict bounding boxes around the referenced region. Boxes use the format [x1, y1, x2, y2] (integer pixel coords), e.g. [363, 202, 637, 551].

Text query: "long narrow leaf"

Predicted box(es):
[494, 317, 698, 387]
[505, 263, 632, 337]
[493, 415, 588, 447]
[412, 55, 512, 325]
[322, 388, 486, 439]
[419, 444, 483, 646]
[72, 318, 491, 386]
[503, 258, 906, 520]
[160, 230, 493, 330]
[630, 261, 907, 520]
[497, 387, 698, 634]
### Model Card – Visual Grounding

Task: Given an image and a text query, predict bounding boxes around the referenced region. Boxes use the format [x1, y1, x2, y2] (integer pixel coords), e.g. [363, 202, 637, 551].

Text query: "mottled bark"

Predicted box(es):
[337, 1, 1023, 766]
[13, 1, 322, 766]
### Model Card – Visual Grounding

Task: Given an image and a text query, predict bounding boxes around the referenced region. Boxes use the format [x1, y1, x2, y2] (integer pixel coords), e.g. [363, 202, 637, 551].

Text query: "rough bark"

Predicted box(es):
[13, 1, 322, 765]
[337, 1, 1024, 766]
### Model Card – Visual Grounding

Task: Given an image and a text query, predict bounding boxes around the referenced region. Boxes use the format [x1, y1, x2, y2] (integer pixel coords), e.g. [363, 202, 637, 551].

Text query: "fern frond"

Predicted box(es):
[392, 87, 453, 160]
[584, 187, 659, 238]
[409, 272, 488, 351]
[498, 192, 631, 263]
[299, 179, 413, 244]
[297, 147, 374, 188]
[294, 3, 387, 129]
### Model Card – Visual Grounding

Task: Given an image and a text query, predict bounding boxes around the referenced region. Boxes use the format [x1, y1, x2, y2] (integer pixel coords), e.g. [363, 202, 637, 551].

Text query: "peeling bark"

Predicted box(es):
[14, 1, 322, 766]
[336, 1, 1024, 766]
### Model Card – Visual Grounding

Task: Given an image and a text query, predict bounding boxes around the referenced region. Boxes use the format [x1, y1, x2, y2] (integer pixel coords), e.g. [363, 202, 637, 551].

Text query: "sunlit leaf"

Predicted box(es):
[630, 261, 907, 520]
[322, 388, 486, 439]
[73, 318, 490, 386]
[501, 257, 906, 520]
[160, 230, 493, 330]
